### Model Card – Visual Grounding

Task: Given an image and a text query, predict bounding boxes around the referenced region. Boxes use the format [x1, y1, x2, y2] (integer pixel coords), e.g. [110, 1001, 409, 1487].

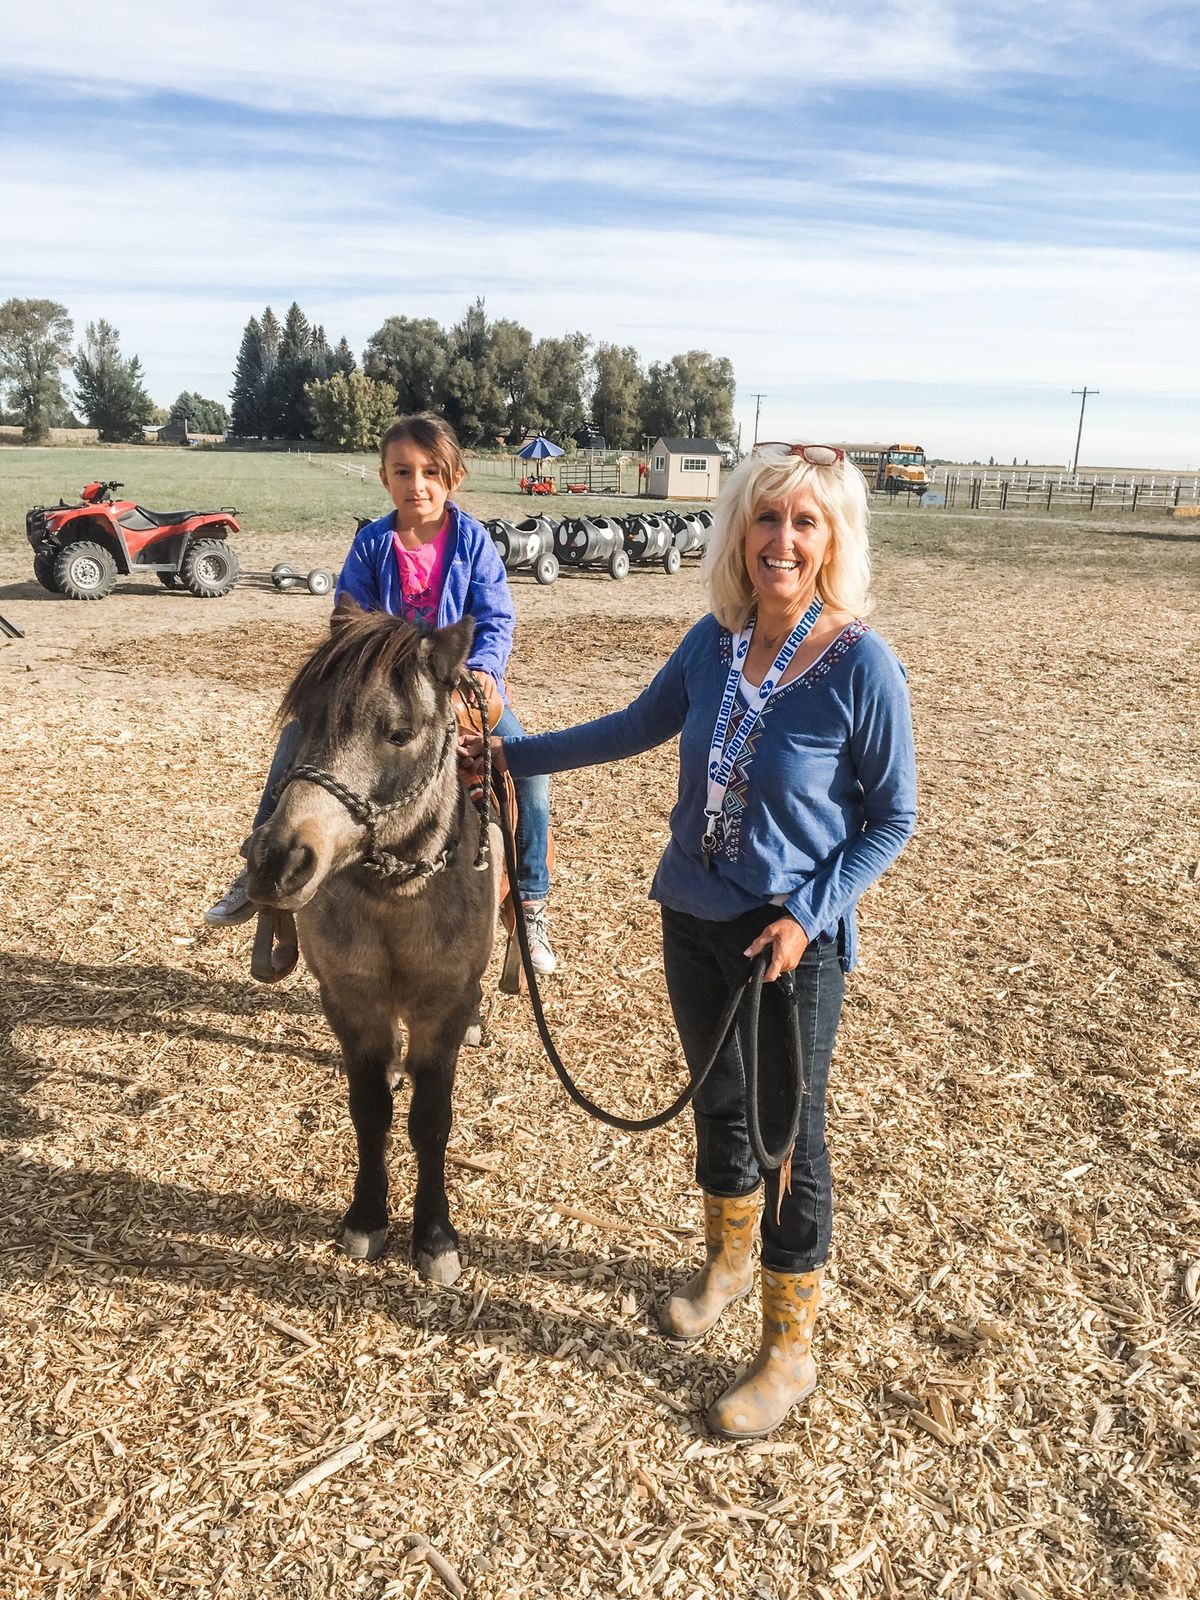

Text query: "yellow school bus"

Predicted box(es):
[837, 443, 930, 495]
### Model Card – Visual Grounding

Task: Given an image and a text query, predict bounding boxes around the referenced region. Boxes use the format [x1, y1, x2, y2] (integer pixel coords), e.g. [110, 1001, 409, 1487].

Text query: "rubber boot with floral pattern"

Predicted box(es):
[706, 1267, 822, 1439]
[659, 1189, 759, 1342]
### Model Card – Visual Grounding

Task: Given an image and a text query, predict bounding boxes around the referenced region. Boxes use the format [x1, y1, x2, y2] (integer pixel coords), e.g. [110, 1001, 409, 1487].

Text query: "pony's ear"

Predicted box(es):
[420, 616, 476, 687]
[330, 594, 362, 632]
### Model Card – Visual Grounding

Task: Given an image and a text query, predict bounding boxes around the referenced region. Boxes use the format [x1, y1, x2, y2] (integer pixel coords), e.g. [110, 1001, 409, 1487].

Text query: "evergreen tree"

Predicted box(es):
[0, 297, 74, 443]
[257, 307, 284, 437]
[332, 336, 356, 376]
[275, 302, 314, 438]
[229, 316, 265, 437]
[309, 325, 334, 383]
[169, 391, 229, 434]
[71, 320, 155, 442]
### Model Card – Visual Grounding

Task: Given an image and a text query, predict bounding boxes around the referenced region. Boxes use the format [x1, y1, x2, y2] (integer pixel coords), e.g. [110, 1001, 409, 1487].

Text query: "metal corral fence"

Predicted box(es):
[305, 450, 631, 496]
[930, 468, 1200, 513]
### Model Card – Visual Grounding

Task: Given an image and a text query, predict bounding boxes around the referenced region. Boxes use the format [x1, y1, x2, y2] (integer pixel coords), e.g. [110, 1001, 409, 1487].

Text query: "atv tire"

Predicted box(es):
[157, 572, 180, 589]
[54, 540, 118, 601]
[182, 539, 239, 598]
[33, 552, 61, 593]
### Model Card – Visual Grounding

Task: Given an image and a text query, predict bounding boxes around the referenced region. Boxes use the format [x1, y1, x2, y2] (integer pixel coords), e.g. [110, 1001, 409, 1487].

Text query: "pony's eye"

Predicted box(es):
[387, 726, 414, 747]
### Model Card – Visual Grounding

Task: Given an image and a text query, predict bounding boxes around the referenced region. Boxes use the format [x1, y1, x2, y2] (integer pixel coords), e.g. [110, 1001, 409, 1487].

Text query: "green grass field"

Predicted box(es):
[0, 446, 711, 550]
[1, 445, 1190, 587]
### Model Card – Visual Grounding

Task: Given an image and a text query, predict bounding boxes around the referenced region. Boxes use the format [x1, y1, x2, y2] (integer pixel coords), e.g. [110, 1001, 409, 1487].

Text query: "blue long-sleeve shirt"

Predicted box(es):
[504, 613, 917, 969]
[335, 502, 515, 694]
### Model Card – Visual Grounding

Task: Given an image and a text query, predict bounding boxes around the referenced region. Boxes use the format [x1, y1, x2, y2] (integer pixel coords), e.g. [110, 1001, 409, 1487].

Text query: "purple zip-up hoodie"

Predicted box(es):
[334, 502, 515, 697]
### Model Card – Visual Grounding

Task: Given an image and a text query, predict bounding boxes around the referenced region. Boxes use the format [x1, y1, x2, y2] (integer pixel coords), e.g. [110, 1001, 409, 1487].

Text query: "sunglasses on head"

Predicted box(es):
[753, 442, 845, 466]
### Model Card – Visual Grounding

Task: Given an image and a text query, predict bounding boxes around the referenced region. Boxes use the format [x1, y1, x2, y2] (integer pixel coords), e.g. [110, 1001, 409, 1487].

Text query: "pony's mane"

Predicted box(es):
[280, 608, 426, 733]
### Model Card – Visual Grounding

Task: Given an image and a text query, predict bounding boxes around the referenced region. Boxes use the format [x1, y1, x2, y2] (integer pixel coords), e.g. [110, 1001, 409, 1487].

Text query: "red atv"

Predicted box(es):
[26, 480, 241, 601]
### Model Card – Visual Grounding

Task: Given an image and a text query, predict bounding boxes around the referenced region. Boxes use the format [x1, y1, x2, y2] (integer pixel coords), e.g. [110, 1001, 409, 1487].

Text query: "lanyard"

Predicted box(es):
[702, 597, 823, 866]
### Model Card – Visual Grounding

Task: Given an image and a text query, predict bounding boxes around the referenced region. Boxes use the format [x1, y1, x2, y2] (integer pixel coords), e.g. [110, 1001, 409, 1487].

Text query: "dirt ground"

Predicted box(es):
[0, 515, 1197, 1600]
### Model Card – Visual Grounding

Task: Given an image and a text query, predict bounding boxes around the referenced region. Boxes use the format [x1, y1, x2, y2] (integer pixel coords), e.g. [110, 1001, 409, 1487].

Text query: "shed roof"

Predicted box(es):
[655, 437, 722, 456]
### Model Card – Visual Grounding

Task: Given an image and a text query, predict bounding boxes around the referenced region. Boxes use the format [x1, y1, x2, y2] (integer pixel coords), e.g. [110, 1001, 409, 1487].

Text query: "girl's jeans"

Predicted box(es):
[252, 708, 552, 903]
[660, 903, 845, 1274]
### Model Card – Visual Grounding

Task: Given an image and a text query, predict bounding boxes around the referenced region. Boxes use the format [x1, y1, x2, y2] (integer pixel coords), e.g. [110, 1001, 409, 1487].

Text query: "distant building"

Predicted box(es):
[646, 437, 722, 500]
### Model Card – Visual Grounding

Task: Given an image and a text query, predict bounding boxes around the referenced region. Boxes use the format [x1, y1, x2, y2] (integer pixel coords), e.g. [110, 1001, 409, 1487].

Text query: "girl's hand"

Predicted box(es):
[744, 916, 808, 982]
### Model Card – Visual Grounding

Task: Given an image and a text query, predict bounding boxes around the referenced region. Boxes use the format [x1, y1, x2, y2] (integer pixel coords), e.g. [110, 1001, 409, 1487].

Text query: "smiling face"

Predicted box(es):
[379, 438, 463, 541]
[743, 485, 834, 618]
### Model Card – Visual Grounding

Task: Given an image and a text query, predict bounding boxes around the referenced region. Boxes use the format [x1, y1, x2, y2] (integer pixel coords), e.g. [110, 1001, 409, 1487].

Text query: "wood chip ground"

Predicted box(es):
[0, 507, 1197, 1599]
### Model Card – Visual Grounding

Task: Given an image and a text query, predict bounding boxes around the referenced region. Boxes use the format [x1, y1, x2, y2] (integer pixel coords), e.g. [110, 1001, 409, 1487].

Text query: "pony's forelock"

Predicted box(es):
[279, 610, 428, 735]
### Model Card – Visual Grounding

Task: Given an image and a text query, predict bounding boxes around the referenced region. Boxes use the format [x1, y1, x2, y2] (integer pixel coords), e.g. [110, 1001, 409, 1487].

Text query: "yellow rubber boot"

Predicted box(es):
[659, 1189, 759, 1343]
[706, 1267, 822, 1439]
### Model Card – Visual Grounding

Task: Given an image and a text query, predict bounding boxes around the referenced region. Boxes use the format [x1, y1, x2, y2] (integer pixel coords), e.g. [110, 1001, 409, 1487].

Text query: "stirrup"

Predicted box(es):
[499, 924, 524, 995]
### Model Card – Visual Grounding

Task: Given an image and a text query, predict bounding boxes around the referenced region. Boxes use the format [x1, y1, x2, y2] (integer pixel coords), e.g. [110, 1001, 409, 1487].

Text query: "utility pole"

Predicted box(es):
[1070, 387, 1099, 478]
[750, 393, 766, 448]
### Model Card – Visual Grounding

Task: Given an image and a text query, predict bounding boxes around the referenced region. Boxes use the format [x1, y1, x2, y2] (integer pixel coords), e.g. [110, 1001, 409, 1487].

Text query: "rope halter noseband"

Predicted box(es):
[272, 672, 493, 884]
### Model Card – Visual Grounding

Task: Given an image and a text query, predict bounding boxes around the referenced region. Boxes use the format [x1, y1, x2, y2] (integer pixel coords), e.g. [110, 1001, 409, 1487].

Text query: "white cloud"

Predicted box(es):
[6, 146, 1196, 461]
[3, 1, 1196, 463]
[6, 0, 1190, 125]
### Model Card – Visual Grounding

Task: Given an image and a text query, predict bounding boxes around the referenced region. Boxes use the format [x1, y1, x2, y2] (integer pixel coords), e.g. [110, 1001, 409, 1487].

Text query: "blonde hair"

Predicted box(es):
[701, 452, 873, 631]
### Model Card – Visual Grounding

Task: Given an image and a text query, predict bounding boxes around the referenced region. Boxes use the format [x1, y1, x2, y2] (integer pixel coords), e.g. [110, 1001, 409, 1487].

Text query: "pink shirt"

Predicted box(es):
[391, 517, 450, 627]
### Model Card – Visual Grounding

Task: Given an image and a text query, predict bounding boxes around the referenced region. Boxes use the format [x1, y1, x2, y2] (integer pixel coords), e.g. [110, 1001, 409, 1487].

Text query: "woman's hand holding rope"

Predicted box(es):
[744, 915, 808, 983]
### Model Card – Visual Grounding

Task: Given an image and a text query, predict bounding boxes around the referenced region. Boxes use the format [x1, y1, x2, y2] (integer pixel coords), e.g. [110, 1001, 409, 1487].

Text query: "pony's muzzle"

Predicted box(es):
[245, 819, 330, 910]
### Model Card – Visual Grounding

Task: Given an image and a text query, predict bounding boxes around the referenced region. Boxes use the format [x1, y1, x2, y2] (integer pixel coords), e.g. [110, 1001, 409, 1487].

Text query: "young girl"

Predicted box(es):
[204, 412, 557, 974]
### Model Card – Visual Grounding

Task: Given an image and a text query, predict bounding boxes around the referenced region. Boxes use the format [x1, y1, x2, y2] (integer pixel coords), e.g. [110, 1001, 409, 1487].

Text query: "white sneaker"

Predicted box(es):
[523, 901, 557, 975]
[203, 870, 256, 926]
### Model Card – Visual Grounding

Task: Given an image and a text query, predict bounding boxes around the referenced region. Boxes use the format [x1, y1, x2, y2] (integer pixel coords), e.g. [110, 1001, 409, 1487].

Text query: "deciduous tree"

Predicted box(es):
[364, 317, 449, 413]
[0, 298, 74, 443]
[525, 332, 591, 443]
[640, 350, 735, 447]
[591, 343, 644, 447]
[306, 369, 396, 451]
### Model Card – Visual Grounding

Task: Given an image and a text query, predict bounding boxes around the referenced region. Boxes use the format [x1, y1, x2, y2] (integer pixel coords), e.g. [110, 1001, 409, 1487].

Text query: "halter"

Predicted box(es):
[273, 672, 492, 884]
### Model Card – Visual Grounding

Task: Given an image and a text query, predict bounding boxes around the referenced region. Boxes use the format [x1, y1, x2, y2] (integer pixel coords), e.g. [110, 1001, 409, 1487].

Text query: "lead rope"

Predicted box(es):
[489, 766, 807, 1158]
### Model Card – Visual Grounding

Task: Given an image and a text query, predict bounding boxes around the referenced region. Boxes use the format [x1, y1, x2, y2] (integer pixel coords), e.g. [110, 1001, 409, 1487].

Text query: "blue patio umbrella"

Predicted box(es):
[517, 436, 565, 461]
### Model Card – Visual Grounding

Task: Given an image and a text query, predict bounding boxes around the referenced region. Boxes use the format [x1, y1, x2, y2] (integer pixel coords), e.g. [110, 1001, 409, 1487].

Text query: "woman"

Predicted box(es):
[482, 442, 916, 1439]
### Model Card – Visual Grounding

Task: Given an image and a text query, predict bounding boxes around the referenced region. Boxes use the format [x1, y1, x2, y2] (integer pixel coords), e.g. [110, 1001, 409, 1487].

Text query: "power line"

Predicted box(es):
[1070, 387, 1099, 477]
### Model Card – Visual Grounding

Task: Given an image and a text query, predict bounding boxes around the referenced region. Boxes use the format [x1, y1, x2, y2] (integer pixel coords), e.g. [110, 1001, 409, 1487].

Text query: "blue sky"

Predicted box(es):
[3, 1, 1198, 465]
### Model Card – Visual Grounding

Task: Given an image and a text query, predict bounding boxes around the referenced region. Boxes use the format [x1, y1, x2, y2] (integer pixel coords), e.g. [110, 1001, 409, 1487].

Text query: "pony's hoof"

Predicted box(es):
[463, 1022, 483, 1048]
[342, 1227, 387, 1261]
[416, 1249, 462, 1286]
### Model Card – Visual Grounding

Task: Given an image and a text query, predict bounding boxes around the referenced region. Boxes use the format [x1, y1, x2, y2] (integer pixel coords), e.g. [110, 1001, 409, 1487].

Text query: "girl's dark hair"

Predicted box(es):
[379, 412, 466, 490]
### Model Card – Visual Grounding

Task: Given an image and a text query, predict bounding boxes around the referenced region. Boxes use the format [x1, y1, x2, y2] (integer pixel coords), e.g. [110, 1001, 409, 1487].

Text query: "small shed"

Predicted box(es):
[646, 437, 722, 500]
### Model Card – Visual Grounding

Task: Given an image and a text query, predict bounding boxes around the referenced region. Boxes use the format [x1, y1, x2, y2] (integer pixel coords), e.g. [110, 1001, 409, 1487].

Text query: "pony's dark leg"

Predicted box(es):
[404, 997, 476, 1285]
[322, 997, 402, 1261]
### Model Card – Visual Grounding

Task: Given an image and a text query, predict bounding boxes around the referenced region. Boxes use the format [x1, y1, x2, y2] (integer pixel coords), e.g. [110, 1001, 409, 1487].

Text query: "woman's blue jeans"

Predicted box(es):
[661, 904, 845, 1274]
[252, 708, 552, 902]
